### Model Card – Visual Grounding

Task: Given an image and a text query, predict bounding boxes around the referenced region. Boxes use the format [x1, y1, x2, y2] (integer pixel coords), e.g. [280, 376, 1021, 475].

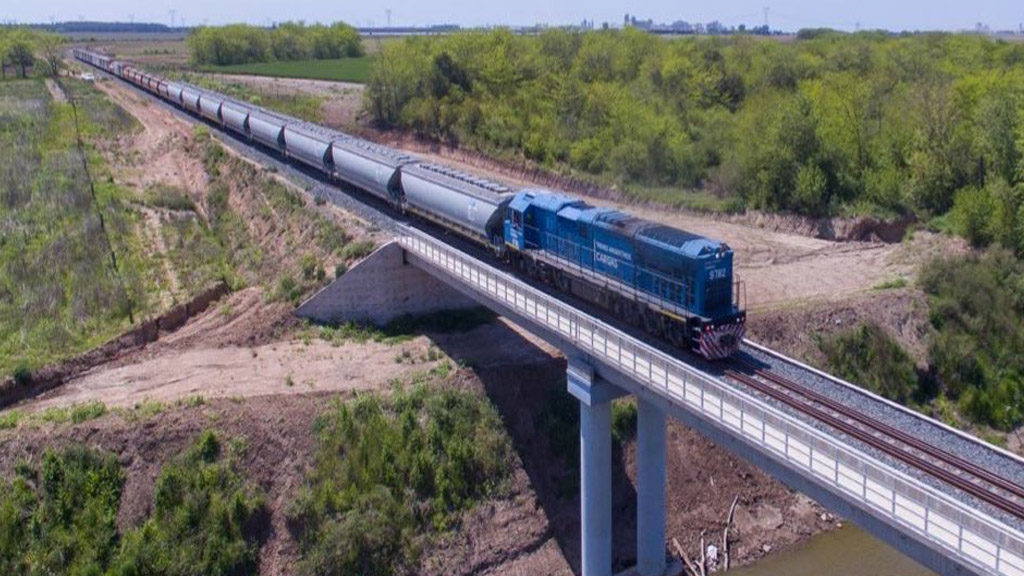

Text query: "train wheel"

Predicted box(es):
[556, 272, 571, 293]
[667, 323, 688, 348]
[642, 309, 660, 335]
[525, 258, 538, 278]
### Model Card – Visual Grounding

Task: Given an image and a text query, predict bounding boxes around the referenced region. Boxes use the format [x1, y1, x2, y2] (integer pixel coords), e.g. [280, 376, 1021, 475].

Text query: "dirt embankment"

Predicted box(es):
[0, 282, 228, 409]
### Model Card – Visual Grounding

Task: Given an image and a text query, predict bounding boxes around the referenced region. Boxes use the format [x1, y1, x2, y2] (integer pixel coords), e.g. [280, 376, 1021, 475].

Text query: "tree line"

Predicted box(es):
[187, 21, 363, 66]
[0, 28, 63, 79]
[365, 29, 1024, 224]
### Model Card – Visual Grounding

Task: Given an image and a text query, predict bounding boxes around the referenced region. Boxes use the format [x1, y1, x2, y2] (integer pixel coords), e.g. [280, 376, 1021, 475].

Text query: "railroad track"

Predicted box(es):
[724, 357, 1024, 520]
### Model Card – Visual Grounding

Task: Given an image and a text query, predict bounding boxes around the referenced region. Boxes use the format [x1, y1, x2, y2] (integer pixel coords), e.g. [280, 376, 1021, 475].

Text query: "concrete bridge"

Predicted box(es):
[298, 226, 1024, 576]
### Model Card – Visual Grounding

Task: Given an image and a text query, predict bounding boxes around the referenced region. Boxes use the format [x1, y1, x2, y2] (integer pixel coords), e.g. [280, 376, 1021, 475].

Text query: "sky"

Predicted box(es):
[6, 0, 1023, 33]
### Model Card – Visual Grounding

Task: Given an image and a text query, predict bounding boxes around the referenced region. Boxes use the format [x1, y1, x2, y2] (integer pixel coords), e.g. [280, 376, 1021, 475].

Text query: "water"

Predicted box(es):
[731, 525, 938, 576]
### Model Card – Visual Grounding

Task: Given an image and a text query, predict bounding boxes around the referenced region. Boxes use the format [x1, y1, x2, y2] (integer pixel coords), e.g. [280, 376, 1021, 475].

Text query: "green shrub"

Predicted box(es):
[920, 249, 1024, 429]
[611, 399, 638, 443]
[276, 275, 304, 305]
[70, 401, 107, 423]
[340, 240, 375, 262]
[820, 322, 922, 404]
[301, 253, 319, 279]
[144, 184, 196, 212]
[11, 363, 31, 386]
[288, 382, 512, 575]
[0, 410, 20, 430]
[111, 430, 267, 576]
[0, 446, 124, 576]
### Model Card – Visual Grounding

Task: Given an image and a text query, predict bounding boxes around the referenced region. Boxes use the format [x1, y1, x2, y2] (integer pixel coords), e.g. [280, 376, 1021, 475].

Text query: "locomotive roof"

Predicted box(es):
[637, 224, 729, 258]
[517, 190, 730, 258]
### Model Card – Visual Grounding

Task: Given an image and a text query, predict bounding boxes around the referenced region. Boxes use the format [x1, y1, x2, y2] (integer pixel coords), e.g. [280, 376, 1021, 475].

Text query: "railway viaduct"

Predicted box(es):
[296, 226, 1024, 576]
[74, 50, 1024, 576]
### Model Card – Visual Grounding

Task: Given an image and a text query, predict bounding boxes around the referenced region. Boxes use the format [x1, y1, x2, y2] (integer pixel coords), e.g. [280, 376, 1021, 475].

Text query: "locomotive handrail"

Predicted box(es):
[396, 224, 1024, 576]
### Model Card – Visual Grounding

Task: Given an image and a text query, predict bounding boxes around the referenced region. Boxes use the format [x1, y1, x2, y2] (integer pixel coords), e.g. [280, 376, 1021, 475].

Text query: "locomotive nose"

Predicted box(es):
[718, 333, 737, 348]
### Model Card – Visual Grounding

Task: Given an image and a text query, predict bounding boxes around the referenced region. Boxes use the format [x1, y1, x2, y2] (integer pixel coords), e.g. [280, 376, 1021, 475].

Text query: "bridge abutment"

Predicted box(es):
[294, 241, 477, 326]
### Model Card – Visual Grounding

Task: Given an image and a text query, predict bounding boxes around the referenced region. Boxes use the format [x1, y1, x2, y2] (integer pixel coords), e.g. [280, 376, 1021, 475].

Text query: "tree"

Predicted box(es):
[37, 32, 64, 77]
[0, 31, 8, 79]
[7, 30, 35, 78]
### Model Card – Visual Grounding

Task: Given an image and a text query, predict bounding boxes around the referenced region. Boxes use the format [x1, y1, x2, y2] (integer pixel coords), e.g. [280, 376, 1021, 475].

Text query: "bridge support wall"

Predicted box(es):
[294, 241, 477, 326]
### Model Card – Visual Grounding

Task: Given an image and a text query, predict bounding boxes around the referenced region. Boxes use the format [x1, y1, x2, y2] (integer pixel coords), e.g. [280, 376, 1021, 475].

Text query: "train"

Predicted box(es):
[72, 48, 746, 359]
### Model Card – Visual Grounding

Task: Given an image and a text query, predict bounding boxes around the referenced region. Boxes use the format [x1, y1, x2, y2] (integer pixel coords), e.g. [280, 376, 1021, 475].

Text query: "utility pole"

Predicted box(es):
[169, 9, 176, 29]
[128, 13, 135, 25]
[763, 6, 770, 31]
[386, 9, 392, 27]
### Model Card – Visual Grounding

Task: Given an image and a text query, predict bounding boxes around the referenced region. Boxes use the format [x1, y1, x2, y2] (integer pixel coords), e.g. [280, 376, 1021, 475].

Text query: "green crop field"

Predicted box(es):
[201, 57, 374, 83]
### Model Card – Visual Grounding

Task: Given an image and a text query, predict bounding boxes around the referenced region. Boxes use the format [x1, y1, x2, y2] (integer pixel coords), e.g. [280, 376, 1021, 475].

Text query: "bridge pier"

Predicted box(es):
[569, 359, 676, 576]
[636, 397, 667, 576]
[568, 359, 622, 576]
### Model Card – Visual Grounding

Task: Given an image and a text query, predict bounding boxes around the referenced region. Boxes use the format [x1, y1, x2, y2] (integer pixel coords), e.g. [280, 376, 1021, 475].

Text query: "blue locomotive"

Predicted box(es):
[73, 48, 746, 359]
[502, 191, 745, 359]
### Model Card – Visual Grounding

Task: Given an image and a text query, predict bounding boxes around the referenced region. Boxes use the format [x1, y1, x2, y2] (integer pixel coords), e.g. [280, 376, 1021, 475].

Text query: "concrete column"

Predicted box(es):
[636, 396, 667, 576]
[568, 359, 622, 576]
[580, 393, 613, 576]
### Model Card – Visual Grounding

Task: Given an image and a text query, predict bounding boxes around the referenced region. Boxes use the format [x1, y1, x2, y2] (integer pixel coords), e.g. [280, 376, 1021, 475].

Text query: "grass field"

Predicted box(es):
[200, 57, 375, 83]
[0, 79, 158, 376]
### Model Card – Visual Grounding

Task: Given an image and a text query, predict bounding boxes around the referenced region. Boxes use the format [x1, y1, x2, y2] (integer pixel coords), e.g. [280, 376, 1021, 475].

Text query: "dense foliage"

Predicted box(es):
[188, 22, 363, 66]
[288, 380, 513, 576]
[920, 249, 1024, 430]
[821, 322, 923, 404]
[0, 446, 124, 576]
[112, 430, 267, 576]
[950, 180, 1024, 256]
[366, 29, 1024, 217]
[0, 432, 266, 576]
[0, 28, 63, 78]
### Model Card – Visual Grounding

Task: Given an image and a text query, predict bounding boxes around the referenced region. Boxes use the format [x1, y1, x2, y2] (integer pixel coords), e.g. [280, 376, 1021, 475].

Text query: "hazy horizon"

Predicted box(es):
[5, 0, 1023, 33]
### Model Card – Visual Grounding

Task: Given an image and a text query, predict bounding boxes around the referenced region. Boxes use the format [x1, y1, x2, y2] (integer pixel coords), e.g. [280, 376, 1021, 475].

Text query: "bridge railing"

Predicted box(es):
[397, 225, 1024, 576]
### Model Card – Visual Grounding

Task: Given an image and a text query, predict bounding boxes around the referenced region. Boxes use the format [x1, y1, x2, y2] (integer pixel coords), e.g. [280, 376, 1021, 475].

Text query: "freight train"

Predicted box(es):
[72, 48, 746, 359]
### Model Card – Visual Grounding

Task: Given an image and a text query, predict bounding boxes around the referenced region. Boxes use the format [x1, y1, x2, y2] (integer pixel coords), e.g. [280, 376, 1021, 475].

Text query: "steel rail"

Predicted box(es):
[732, 358, 1024, 506]
[724, 367, 1024, 520]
